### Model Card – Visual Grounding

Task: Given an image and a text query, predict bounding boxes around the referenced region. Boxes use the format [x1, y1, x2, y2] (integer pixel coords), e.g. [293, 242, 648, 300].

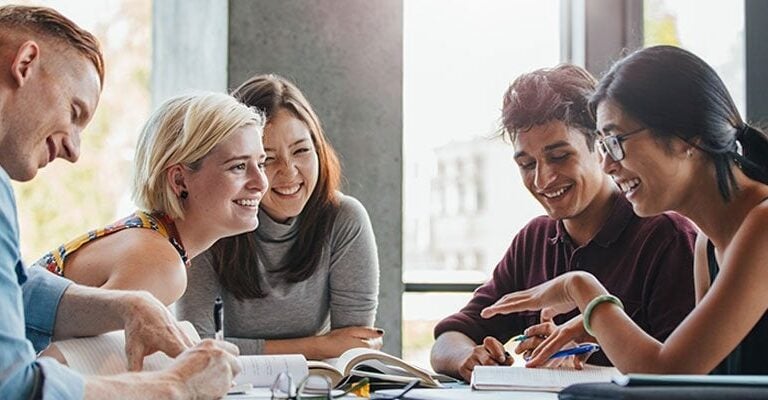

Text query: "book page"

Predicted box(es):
[53, 321, 200, 375]
[472, 365, 619, 392]
[234, 354, 308, 387]
[332, 348, 441, 387]
[52, 322, 309, 388]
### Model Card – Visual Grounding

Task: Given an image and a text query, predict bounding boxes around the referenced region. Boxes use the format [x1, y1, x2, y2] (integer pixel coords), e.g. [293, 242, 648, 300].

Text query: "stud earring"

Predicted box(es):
[686, 149, 693, 158]
[180, 191, 188, 199]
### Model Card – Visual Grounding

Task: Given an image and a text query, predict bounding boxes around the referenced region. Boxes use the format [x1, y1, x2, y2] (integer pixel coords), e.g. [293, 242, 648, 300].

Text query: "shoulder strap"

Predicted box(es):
[706, 240, 719, 281]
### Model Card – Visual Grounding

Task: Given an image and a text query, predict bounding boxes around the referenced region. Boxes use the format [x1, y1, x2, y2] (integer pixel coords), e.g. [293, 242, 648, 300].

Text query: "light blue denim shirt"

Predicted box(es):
[0, 167, 85, 399]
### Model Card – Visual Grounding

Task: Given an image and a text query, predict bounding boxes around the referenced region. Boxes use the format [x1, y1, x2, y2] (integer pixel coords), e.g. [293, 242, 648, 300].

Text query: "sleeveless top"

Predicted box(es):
[36, 211, 189, 276]
[707, 240, 768, 374]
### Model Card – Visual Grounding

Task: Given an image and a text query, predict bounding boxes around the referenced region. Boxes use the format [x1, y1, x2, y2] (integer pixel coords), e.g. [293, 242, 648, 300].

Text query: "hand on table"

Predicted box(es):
[318, 326, 385, 358]
[457, 336, 513, 382]
[165, 339, 241, 398]
[123, 292, 195, 371]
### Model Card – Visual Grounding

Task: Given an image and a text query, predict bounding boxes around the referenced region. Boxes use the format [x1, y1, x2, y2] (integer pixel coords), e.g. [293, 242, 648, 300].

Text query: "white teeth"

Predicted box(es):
[235, 199, 259, 207]
[273, 185, 300, 195]
[542, 186, 570, 199]
[618, 178, 641, 193]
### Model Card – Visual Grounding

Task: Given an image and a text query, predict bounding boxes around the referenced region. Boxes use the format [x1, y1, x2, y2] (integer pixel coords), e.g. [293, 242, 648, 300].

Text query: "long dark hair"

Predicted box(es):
[211, 74, 342, 299]
[589, 45, 768, 201]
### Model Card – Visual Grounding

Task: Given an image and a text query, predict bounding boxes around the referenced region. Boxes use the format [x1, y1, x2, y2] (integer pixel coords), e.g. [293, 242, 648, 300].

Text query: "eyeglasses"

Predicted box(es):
[597, 126, 647, 162]
[270, 372, 371, 400]
[370, 379, 420, 400]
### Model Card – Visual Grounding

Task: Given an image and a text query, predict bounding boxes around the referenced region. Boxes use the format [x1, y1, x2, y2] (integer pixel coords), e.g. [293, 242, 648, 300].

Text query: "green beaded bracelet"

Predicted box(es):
[583, 294, 624, 337]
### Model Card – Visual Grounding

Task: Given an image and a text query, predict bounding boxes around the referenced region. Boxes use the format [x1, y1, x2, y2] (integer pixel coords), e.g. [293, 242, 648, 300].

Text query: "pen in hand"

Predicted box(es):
[538, 342, 600, 361]
[511, 333, 546, 342]
[214, 296, 224, 341]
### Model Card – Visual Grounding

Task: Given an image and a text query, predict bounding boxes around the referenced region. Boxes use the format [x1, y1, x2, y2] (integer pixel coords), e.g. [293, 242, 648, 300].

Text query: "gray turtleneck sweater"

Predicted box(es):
[175, 194, 379, 355]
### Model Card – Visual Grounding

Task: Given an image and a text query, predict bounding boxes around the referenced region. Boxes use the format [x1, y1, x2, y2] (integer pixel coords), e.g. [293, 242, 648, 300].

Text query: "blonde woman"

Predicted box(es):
[178, 75, 381, 359]
[34, 92, 268, 305]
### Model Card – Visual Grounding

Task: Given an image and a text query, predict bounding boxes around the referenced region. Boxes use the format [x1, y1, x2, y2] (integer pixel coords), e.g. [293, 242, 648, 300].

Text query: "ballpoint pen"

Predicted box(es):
[548, 343, 600, 360]
[214, 296, 224, 341]
[511, 334, 546, 342]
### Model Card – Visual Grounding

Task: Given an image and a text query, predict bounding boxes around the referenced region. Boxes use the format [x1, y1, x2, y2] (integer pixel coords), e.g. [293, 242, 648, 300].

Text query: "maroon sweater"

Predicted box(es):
[433, 194, 697, 366]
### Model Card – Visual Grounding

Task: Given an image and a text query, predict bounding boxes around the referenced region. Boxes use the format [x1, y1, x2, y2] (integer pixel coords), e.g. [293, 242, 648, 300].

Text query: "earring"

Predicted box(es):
[686, 149, 693, 158]
[180, 190, 188, 199]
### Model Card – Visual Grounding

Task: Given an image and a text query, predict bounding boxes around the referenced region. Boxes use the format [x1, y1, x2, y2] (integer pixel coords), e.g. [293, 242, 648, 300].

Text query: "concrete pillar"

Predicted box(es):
[153, 0, 404, 355]
[152, 0, 228, 106]
[746, 0, 768, 123]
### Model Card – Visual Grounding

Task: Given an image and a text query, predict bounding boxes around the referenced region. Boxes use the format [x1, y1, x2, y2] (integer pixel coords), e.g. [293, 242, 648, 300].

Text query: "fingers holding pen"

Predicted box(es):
[483, 336, 513, 366]
[525, 328, 574, 368]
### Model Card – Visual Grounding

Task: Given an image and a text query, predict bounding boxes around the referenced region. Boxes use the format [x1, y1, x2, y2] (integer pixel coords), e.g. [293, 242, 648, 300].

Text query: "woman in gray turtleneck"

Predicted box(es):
[176, 74, 381, 359]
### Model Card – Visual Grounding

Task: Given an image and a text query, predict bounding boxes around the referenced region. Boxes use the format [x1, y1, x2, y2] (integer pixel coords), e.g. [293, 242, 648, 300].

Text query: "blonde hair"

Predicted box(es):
[131, 92, 265, 219]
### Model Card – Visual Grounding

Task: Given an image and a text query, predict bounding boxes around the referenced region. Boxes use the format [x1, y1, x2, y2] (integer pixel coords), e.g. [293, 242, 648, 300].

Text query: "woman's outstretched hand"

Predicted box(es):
[480, 272, 589, 320]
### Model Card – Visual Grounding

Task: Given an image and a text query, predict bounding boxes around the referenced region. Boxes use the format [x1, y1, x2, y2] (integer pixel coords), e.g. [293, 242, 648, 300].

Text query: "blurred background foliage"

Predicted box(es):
[5, 0, 151, 263]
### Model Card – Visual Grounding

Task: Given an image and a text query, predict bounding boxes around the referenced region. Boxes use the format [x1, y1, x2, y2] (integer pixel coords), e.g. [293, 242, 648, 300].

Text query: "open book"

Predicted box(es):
[308, 348, 450, 388]
[48, 321, 309, 388]
[471, 365, 619, 392]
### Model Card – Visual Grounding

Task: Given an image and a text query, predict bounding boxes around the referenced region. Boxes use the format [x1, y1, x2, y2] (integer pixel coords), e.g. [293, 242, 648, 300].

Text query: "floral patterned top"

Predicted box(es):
[35, 211, 188, 276]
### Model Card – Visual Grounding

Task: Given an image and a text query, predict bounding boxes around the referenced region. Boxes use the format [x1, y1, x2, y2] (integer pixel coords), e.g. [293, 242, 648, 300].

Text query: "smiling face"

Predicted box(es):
[0, 48, 101, 181]
[513, 120, 610, 221]
[260, 108, 319, 223]
[596, 100, 692, 216]
[181, 124, 268, 236]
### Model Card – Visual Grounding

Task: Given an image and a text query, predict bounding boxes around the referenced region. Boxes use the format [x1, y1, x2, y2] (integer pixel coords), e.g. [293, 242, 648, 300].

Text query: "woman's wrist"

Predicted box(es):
[565, 272, 608, 312]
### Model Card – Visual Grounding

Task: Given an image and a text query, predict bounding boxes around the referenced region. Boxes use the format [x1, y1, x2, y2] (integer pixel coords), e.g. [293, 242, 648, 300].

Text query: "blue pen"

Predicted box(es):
[548, 343, 600, 360]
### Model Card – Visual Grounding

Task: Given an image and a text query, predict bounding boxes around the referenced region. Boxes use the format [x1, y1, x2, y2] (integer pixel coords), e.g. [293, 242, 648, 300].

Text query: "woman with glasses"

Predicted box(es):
[481, 45, 768, 374]
[177, 74, 382, 360]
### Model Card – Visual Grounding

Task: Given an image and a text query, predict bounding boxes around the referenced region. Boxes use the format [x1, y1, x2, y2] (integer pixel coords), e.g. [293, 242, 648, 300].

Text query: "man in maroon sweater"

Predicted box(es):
[430, 64, 697, 382]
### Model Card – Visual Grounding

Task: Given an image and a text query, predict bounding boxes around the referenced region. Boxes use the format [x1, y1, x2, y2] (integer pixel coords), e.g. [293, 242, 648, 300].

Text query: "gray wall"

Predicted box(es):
[153, 0, 404, 355]
[746, 0, 768, 124]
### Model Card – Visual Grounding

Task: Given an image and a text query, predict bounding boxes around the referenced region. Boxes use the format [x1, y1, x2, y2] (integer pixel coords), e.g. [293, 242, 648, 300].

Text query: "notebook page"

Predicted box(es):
[472, 365, 618, 391]
[234, 354, 308, 387]
[53, 321, 200, 375]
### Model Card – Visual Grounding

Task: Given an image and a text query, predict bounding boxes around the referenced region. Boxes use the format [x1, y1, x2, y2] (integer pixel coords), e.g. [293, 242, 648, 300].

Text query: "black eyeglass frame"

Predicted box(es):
[597, 126, 647, 162]
[270, 372, 371, 400]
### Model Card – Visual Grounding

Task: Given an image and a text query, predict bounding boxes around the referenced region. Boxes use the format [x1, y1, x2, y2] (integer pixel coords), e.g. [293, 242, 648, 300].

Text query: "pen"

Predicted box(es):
[214, 296, 224, 341]
[548, 343, 600, 360]
[512, 334, 528, 342]
[511, 334, 545, 342]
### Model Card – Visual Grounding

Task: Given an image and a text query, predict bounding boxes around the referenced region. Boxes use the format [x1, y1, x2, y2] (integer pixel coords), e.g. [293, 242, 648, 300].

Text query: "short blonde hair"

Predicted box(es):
[132, 93, 265, 219]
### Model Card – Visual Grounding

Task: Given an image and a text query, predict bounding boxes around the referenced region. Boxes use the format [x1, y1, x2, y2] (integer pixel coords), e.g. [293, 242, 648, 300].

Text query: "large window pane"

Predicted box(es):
[645, 0, 745, 114]
[403, 0, 561, 365]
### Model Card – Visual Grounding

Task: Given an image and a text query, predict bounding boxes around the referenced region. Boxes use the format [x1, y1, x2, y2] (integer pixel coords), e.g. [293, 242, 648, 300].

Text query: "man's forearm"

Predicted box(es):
[84, 372, 184, 400]
[53, 283, 148, 340]
[430, 331, 476, 378]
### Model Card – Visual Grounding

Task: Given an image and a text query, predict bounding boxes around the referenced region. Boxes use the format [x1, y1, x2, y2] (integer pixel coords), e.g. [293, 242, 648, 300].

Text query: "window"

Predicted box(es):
[644, 0, 745, 113]
[402, 0, 561, 366]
